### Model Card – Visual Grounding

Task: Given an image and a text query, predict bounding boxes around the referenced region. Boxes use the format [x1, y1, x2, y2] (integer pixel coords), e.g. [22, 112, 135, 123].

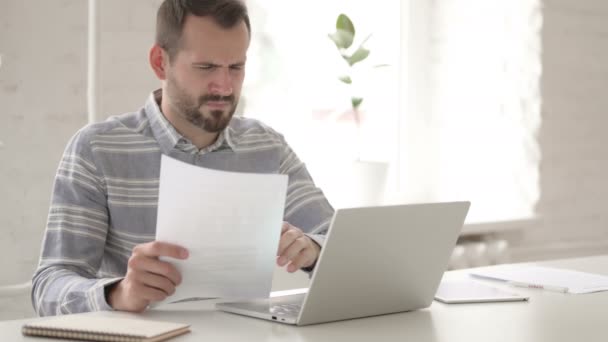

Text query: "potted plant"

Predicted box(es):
[317, 14, 389, 208]
[328, 14, 369, 130]
[327, 13, 389, 155]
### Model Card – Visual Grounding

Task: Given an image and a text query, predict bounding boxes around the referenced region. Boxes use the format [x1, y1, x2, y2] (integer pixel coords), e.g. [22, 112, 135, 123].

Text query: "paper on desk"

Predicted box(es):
[470, 265, 608, 294]
[155, 155, 287, 303]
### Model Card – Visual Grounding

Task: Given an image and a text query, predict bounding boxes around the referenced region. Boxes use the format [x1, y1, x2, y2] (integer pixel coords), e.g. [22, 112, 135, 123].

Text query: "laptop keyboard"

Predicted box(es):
[269, 303, 302, 316]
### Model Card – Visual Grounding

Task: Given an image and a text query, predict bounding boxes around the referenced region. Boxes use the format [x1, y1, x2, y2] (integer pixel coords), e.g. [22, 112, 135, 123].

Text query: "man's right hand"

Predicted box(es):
[106, 241, 189, 312]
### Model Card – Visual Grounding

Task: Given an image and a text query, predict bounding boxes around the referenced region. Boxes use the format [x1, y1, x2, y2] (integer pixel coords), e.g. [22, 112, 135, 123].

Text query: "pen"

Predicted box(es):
[508, 281, 569, 293]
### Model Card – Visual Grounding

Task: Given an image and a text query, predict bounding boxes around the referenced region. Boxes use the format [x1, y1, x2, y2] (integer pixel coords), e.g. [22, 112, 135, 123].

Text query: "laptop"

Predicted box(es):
[216, 202, 470, 325]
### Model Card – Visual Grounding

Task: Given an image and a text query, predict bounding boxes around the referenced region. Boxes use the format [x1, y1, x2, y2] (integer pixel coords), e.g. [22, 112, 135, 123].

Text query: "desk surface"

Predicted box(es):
[2, 255, 607, 342]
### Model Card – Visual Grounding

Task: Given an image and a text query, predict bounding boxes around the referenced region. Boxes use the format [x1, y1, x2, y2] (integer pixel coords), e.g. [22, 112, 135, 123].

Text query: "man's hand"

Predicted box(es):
[277, 222, 321, 273]
[107, 241, 189, 312]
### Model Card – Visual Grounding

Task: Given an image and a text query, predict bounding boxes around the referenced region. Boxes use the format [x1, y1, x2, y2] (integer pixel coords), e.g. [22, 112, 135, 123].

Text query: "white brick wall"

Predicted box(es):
[0, 0, 88, 320]
[0, 0, 160, 320]
[510, 0, 608, 260]
[97, 0, 162, 120]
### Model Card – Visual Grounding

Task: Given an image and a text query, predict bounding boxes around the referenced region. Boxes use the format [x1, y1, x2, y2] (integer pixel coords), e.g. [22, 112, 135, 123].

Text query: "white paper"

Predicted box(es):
[470, 265, 608, 294]
[434, 280, 528, 303]
[155, 155, 287, 303]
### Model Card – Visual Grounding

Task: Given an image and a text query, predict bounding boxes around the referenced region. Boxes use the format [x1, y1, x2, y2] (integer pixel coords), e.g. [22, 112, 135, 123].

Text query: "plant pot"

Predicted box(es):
[313, 160, 389, 209]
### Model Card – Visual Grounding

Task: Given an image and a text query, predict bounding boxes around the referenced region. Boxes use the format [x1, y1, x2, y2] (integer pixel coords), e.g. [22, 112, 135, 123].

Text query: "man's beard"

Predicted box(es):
[167, 76, 237, 133]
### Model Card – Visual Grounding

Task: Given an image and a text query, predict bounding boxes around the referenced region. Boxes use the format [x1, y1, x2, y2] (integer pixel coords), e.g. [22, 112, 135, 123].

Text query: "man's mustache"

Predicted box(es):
[199, 94, 235, 104]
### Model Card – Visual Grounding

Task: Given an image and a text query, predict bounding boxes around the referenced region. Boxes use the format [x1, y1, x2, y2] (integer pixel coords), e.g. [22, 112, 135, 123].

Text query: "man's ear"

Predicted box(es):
[150, 44, 168, 80]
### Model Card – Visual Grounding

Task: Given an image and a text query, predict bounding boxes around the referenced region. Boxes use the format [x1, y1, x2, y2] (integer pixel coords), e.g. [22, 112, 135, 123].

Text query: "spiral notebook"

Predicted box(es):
[22, 316, 190, 342]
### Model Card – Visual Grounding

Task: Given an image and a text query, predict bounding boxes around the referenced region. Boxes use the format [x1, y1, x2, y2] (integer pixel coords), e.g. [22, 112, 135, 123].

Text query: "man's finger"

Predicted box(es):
[281, 222, 290, 234]
[133, 241, 189, 260]
[124, 276, 168, 303]
[139, 272, 177, 296]
[139, 285, 169, 302]
[278, 236, 308, 266]
[128, 256, 182, 286]
[277, 228, 304, 256]
[287, 249, 315, 273]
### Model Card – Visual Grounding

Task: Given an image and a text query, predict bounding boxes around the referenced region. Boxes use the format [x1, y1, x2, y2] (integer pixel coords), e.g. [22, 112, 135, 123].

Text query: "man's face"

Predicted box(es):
[164, 15, 249, 133]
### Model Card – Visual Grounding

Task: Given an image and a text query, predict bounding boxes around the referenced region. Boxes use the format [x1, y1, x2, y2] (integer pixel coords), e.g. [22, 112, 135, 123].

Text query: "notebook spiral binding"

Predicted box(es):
[22, 326, 143, 342]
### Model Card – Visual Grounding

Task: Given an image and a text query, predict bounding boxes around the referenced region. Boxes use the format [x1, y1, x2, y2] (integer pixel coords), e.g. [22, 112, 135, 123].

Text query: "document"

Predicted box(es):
[470, 265, 608, 294]
[155, 155, 288, 303]
[434, 279, 529, 303]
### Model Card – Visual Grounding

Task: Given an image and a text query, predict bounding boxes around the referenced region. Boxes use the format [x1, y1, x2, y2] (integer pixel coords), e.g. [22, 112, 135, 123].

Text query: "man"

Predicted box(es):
[31, 0, 334, 316]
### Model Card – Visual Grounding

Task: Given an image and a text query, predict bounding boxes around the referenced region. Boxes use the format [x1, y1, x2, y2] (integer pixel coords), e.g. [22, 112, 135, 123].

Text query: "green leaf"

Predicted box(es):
[328, 14, 355, 49]
[336, 14, 355, 37]
[344, 46, 370, 66]
[352, 97, 363, 109]
[338, 75, 352, 84]
[328, 30, 355, 50]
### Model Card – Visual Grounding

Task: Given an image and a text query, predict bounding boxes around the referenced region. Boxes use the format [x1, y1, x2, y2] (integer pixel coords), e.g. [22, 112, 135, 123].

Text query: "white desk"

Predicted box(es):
[2, 255, 607, 341]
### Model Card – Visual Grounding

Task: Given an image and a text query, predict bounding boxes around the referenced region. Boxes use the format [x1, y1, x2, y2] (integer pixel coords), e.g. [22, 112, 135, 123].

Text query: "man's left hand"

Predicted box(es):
[277, 222, 321, 273]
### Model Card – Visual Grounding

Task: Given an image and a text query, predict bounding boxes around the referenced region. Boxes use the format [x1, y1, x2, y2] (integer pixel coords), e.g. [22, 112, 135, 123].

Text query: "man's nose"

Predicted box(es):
[209, 68, 233, 96]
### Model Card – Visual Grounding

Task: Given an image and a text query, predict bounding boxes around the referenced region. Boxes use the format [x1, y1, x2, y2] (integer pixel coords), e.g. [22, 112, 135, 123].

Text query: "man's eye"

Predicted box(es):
[196, 65, 215, 70]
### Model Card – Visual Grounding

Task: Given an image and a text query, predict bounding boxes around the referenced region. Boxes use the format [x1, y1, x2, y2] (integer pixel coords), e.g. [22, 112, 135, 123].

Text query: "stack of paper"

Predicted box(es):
[470, 265, 608, 294]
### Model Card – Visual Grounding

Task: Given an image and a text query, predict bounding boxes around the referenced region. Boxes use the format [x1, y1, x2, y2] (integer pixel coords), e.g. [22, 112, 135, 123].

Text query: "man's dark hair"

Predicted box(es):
[156, 0, 251, 60]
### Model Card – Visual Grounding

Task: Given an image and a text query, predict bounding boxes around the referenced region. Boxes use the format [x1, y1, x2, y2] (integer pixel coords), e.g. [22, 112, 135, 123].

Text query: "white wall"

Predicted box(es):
[0, 0, 160, 320]
[504, 0, 608, 261]
[0, 0, 88, 320]
[96, 0, 162, 120]
[1, 0, 608, 320]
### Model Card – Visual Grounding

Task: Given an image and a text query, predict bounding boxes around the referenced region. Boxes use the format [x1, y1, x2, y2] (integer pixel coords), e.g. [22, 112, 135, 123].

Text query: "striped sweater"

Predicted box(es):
[31, 90, 334, 316]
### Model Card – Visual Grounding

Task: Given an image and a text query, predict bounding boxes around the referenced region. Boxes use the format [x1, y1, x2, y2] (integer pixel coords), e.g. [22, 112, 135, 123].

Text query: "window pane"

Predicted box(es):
[430, 0, 542, 222]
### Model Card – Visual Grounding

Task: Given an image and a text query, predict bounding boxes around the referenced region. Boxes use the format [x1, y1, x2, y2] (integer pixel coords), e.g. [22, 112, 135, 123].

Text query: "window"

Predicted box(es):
[246, 0, 542, 224]
[429, 0, 542, 223]
[244, 1, 401, 208]
[245, 1, 401, 163]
